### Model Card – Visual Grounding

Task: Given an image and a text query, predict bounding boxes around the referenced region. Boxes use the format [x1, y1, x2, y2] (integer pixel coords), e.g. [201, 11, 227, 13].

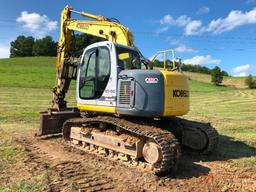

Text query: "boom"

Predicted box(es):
[53, 6, 134, 109]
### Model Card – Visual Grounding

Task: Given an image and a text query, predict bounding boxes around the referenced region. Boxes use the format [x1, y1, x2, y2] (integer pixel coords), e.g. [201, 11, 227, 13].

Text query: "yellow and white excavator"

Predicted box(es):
[38, 6, 218, 174]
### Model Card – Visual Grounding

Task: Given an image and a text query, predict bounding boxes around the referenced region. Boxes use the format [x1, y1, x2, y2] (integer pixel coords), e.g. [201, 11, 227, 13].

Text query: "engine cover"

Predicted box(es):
[117, 70, 165, 117]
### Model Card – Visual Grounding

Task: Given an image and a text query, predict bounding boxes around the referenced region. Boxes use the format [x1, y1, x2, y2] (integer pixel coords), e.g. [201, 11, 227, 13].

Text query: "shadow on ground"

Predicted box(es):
[164, 157, 211, 179]
[164, 134, 256, 179]
[184, 134, 256, 162]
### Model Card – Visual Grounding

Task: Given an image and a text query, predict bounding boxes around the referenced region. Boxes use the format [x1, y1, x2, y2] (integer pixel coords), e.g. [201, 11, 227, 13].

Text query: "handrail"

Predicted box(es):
[151, 49, 176, 70]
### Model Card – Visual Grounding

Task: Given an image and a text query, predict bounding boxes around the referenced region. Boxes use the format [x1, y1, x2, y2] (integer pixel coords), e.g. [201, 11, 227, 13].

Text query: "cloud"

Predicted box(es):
[197, 6, 210, 15]
[175, 44, 197, 53]
[183, 55, 221, 65]
[160, 14, 191, 26]
[155, 26, 169, 35]
[175, 16, 192, 27]
[158, 14, 198, 35]
[184, 20, 202, 35]
[232, 64, 253, 76]
[0, 44, 10, 58]
[205, 8, 256, 34]
[157, 8, 256, 36]
[160, 15, 174, 25]
[16, 11, 58, 38]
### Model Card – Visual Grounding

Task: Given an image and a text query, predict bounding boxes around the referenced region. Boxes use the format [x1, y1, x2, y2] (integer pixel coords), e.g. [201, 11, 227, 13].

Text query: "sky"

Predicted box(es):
[0, 0, 256, 76]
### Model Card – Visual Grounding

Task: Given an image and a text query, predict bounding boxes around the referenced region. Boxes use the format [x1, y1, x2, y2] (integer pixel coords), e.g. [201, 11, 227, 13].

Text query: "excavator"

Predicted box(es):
[38, 6, 218, 174]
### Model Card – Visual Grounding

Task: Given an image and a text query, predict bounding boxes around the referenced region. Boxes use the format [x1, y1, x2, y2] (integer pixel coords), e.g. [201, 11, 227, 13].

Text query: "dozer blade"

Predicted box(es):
[37, 108, 80, 136]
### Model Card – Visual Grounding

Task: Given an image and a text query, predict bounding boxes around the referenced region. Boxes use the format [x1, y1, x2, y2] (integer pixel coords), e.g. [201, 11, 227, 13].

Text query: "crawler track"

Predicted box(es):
[168, 117, 219, 154]
[193, 122, 219, 154]
[63, 115, 181, 174]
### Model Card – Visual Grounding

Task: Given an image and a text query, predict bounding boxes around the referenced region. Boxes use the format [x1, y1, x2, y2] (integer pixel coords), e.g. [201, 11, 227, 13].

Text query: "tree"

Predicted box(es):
[211, 66, 223, 86]
[10, 36, 34, 57]
[32, 36, 57, 56]
[69, 33, 105, 57]
[245, 75, 256, 89]
[221, 70, 229, 77]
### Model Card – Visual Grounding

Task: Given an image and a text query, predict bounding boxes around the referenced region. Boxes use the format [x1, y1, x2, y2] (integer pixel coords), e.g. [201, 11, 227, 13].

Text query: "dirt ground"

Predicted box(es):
[2, 134, 255, 192]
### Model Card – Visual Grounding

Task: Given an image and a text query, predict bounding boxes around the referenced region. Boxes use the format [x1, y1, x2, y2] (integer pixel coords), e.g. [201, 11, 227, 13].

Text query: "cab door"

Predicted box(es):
[78, 46, 111, 105]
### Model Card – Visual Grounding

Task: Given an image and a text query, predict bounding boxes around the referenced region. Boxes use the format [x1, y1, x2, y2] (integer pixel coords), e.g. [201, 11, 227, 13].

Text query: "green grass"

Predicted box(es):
[185, 71, 250, 88]
[0, 182, 42, 192]
[0, 57, 255, 177]
[0, 146, 18, 160]
[0, 57, 55, 88]
[189, 80, 235, 92]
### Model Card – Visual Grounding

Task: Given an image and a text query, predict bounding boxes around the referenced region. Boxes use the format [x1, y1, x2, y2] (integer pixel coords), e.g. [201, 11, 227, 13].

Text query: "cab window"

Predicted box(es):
[116, 46, 141, 70]
[79, 47, 110, 99]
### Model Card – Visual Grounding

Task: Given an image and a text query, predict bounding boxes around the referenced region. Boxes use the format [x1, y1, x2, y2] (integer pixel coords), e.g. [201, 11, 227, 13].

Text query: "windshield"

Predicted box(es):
[116, 45, 141, 70]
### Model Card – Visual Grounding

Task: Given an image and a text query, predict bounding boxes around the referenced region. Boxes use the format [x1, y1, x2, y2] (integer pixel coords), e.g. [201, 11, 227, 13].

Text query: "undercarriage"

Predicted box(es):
[38, 108, 218, 174]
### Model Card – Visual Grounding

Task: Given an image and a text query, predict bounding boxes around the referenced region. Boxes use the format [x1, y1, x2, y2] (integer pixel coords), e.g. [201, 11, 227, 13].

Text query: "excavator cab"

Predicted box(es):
[76, 41, 189, 117]
[77, 41, 142, 110]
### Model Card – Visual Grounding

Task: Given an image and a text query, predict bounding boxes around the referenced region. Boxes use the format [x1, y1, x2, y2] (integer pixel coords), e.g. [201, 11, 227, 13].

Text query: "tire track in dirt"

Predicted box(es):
[16, 136, 256, 192]
[17, 137, 166, 192]
[18, 138, 119, 192]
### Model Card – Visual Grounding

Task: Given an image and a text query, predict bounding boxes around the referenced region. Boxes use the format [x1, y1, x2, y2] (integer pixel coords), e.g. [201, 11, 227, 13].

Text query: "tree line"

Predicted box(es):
[10, 36, 57, 57]
[153, 59, 229, 76]
[10, 34, 104, 58]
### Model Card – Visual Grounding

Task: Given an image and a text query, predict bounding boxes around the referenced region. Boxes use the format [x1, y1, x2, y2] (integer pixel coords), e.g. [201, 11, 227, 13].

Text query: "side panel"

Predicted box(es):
[117, 70, 164, 117]
[161, 70, 190, 116]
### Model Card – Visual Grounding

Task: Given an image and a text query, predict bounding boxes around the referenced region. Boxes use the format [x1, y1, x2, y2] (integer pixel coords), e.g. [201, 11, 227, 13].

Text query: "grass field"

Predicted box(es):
[185, 71, 248, 88]
[0, 57, 255, 191]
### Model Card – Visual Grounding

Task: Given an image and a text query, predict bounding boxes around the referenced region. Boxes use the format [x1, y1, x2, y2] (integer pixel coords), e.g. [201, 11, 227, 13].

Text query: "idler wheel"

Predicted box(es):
[142, 142, 163, 165]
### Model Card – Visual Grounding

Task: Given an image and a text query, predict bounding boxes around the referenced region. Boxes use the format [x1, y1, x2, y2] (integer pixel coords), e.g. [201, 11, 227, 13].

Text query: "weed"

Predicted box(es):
[0, 146, 18, 160]
[8, 182, 41, 192]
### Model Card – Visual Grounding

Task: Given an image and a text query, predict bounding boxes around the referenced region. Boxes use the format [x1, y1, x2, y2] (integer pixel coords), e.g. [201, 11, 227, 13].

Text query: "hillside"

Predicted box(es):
[0, 57, 56, 88]
[0, 57, 245, 91]
[184, 71, 248, 89]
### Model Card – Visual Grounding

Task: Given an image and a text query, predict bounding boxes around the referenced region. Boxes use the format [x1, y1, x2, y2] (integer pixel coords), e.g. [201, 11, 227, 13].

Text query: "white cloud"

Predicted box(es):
[157, 8, 256, 36]
[197, 6, 210, 15]
[155, 26, 169, 35]
[175, 16, 192, 27]
[183, 55, 221, 65]
[175, 44, 197, 53]
[160, 14, 191, 26]
[158, 14, 202, 36]
[232, 64, 253, 76]
[234, 72, 247, 77]
[205, 8, 256, 34]
[185, 20, 202, 35]
[160, 15, 174, 25]
[16, 11, 58, 38]
[158, 14, 197, 35]
[0, 44, 10, 58]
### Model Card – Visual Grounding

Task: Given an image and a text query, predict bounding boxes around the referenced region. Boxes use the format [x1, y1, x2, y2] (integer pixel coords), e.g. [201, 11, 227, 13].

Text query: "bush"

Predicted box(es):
[211, 66, 223, 86]
[245, 75, 256, 89]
